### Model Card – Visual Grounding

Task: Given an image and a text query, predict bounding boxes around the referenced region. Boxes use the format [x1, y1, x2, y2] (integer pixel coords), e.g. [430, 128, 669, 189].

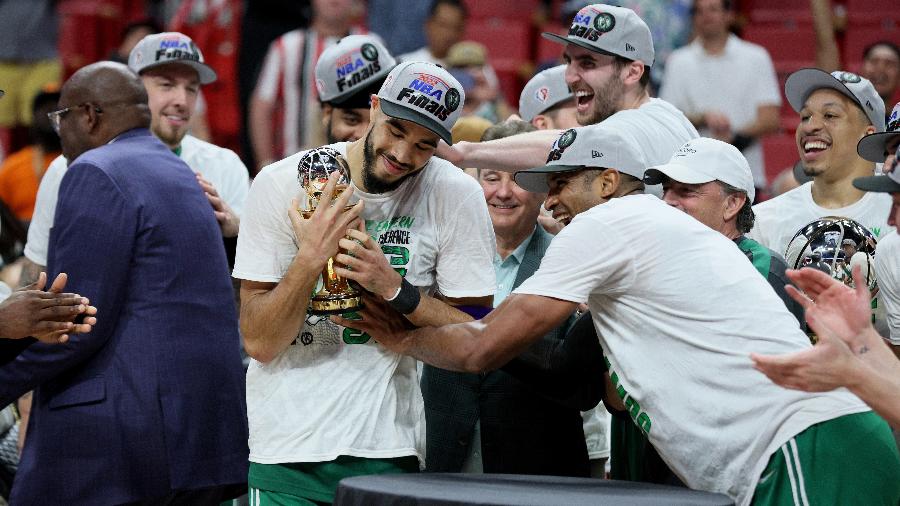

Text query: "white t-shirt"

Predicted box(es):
[24, 134, 249, 266]
[515, 194, 868, 505]
[233, 142, 496, 464]
[875, 232, 900, 345]
[660, 35, 781, 187]
[749, 182, 895, 258]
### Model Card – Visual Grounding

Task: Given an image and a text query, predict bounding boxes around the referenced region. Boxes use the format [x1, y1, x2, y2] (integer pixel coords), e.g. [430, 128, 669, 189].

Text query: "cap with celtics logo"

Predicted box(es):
[514, 122, 647, 193]
[315, 34, 396, 108]
[857, 102, 900, 164]
[128, 32, 217, 84]
[376, 60, 465, 145]
[785, 68, 885, 132]
[543, 4, 655, 67]
[519, 65, 574, 122]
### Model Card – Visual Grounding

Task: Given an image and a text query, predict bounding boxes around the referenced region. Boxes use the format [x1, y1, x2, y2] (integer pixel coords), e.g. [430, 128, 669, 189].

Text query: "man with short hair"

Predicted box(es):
[314, 34, 396, 143]
[19, 31, 250, 288]
[749, 69, 892, 256]
[235, 61, 496, 504]
[0, 61, 249, 505]
[644, 137, 803, 325]
[342, 123, 900, 506]
[862, 42, 900, 113]
[659, 0, 781, 191]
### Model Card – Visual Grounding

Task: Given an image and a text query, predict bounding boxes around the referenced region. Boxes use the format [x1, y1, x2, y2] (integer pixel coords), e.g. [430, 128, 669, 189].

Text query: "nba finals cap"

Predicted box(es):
[644, 137, 756, 202]
[129, 32, 217, 84]
[857, 102, 900, 163]
[515, 123, 647, 193]
[853, 167, 900, 193]
[519, 65, 574, 122]
[376, 61, 465, 145]
[785, 68, 885, 132]
[315, 34, 396, 108]
[543, 4, 655, 66]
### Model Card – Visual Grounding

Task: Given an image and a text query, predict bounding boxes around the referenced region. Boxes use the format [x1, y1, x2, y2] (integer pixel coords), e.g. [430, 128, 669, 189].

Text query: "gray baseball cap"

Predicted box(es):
[515, 123, 647, 193]
[376, 61, 465, 145]
[644, 137, 756, 202]
[542, 4, 655, 67]
[519, 65, 574, 122]
[128, 32, 217, 84]
[315, 35, 396, 107]
[857, 102, 900, 163]
[853, 167, 900, 193]
[785, 68, 885, 132]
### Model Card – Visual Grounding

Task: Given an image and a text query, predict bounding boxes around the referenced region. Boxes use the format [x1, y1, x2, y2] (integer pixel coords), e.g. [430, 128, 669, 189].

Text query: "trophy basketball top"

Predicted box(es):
[297, 147, 352, 210]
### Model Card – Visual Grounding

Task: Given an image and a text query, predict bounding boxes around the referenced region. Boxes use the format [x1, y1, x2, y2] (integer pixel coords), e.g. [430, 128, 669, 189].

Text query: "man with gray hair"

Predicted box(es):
[644, 137, 803, 325]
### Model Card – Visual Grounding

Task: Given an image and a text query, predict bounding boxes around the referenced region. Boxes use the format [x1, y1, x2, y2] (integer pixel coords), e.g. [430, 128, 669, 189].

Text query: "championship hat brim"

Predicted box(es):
[379, 98, 454, 146]
[514, 164, 583, 193]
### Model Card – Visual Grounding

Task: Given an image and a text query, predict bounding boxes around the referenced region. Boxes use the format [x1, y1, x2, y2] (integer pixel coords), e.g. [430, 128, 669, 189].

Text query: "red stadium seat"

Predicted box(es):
[749, 9, 813, 28]
[763, 134, 800, 182]
[742, 25, 818, 63]
[464, 18, 531, 63]
[463, 0, 539, 21]
[748, 0, 809, 10]
[536, 22, 567, 64]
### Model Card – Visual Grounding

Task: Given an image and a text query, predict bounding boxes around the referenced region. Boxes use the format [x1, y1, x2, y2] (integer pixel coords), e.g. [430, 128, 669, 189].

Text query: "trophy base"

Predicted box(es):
[308, 295, 363, 315]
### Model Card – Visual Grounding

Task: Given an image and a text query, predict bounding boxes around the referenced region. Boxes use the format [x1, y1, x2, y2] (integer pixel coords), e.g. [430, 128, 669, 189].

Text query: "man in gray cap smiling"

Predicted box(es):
[749, 69, 891, 257]
[438, 3, 697, 187]
[20, 31, 250, 292]
[340, 123, 897, 506]
[235, 61, 495, 504]
[315, 34, 396, 143]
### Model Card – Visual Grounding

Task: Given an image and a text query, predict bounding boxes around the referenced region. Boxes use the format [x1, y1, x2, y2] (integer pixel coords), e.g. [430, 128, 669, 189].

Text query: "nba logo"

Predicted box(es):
[534, 86, 549, 103]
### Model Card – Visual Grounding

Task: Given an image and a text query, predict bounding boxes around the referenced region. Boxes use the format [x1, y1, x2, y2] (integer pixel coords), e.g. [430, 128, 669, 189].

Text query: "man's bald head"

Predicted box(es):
[58, 61, 151, 162]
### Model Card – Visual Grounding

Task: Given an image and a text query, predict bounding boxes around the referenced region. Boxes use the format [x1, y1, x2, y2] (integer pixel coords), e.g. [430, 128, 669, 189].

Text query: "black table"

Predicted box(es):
[334, 473, 734, 506]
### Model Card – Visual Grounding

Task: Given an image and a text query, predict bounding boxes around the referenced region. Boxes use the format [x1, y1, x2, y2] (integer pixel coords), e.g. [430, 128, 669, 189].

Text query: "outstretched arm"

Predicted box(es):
[436, 129, 562, 172]
[752, 267, 900, 425]
[333, 292, 578, 373]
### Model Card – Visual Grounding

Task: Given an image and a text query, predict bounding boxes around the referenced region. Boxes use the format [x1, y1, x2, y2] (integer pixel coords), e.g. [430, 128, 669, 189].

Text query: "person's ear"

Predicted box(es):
[84, 103, 104, 134]
[595, 169, 620, 198]
[321, 103, 333, 129]
[532, 115, 550, 130]
[723, 192, 745, 222]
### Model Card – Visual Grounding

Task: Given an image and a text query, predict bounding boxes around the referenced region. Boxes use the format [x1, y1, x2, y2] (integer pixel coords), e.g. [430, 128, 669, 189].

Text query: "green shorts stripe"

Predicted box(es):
[752, 411, 900, 506]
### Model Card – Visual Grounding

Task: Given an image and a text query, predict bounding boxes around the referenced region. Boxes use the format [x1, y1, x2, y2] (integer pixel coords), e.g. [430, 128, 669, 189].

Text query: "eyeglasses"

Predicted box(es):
[47, 101, 130, 135]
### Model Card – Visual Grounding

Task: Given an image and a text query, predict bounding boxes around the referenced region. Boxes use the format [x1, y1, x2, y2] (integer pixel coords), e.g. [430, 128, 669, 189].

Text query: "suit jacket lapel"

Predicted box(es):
[512, 226, 551, 290]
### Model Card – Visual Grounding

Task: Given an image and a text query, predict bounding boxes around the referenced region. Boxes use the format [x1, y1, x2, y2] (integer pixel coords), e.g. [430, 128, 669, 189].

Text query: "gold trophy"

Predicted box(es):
[297, 147, 363, 315]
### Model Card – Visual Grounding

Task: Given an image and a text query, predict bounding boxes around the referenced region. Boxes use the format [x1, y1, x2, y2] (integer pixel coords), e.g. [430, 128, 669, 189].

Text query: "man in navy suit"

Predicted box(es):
[0, 61, 249, 504]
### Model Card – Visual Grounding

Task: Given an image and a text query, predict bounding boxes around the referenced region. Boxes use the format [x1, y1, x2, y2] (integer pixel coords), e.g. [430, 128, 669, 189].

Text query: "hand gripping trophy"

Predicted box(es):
[297, 147, 363, 314]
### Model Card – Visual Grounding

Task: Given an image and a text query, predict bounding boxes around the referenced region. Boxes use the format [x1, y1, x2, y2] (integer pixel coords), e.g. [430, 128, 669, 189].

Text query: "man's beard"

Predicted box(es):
[580, 75, 625, 125]
[361, 129, 419, 193]
[326, 117, 337, 144]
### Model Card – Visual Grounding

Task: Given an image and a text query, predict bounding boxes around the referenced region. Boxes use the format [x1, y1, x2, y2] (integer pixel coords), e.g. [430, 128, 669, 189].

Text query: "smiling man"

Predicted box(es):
[749, 69, 891, 256]
[234, 61, 495, 504]
[437, 4, 697, 185]
[20, 32, 250, 290]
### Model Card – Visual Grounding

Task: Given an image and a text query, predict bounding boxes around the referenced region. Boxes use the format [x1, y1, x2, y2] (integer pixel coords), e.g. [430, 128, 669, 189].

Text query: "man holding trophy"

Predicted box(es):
[234, 60, 496, 504]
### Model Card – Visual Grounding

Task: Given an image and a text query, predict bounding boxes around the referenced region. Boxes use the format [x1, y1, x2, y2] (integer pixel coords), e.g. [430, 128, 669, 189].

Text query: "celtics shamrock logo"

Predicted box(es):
[361, 43, 378, 62]
[594, 13, 615, 33]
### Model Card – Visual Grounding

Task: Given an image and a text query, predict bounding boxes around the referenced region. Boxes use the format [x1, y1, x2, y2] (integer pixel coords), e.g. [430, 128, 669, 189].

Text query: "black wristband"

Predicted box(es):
[387, 278, 421, 315]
